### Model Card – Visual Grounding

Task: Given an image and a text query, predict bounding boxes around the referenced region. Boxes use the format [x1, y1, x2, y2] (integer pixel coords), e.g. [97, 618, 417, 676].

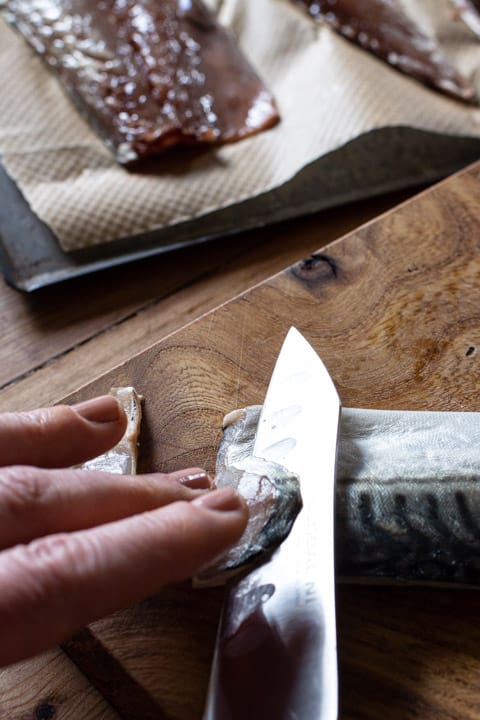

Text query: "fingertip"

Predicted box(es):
[174, 470, 214, 490]
[192, 486, 247, 514]
[192, 487, 249, 546]
[23, 398, 128, 468]
[71, 396, 126, 427]
[69, 396, 128, 453]
[149, 491, 248, 585]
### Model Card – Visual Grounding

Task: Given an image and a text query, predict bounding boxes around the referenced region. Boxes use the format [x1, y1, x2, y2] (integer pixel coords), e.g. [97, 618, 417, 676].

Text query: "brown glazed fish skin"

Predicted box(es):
[2, 0, 279, 164]
[451, 0, 480, 38]
[293, 0, 475, 101]
[194, 407, 303, 587]
[215, 405, 480, 588]
[79, 387, 143, 474]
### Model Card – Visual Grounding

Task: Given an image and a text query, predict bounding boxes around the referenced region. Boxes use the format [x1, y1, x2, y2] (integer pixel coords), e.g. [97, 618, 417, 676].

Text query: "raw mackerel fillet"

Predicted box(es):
[2, 0, 279, 163]
[293, 0, 475, 101]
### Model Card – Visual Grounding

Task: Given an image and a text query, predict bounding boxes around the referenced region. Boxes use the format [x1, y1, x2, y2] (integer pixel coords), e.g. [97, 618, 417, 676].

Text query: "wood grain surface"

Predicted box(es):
[0, 184, 418, 719]
[0, 649, 120, 720]
[50, 161, 480, 719]
[0, 189, 410, 414]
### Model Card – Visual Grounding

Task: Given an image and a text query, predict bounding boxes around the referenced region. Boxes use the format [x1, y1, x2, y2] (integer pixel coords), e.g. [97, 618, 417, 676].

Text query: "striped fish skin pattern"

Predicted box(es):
[220, 405, 480, 587]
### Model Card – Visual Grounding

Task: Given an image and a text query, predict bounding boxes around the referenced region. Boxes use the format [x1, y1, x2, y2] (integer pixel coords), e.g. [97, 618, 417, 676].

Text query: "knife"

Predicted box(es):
[203, 326, 341, 720]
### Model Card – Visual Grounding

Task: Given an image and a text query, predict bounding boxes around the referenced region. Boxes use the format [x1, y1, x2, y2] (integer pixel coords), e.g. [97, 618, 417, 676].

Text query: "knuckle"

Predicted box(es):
[19, 410, 47, 440]
[127, 509, 183, 579]
[141, 475, 190, 504]
[153, 501, 205, 570]
[0, 467, 48, 517]
[21, 407, 66, 441]
[17, 532, 98, 602]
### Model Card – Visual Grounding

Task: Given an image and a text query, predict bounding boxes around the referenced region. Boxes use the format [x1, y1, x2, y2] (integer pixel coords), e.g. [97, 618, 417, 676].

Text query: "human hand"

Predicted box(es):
[0, 395, 248, 667]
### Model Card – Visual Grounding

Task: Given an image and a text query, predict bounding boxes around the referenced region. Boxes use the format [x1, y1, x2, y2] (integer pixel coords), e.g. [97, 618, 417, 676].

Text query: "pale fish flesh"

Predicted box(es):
[78, 387, 143, 474]
[204, 405, 480, 588]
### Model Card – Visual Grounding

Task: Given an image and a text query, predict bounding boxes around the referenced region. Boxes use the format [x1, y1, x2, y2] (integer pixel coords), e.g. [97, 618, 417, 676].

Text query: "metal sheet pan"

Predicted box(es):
[2, 126, 480, 292]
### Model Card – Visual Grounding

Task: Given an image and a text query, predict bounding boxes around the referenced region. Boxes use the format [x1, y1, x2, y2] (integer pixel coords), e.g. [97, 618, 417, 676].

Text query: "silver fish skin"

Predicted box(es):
[75, 390, 301, 589]
[214, 405, 480, 588]
[194, 407, 303, 587]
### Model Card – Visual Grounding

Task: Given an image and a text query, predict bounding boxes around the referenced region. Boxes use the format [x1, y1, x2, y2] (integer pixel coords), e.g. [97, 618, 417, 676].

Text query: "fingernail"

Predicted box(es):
[178, 472, 213, 490]
[72, 396, 122, 424]
[193, 487, 245, 512]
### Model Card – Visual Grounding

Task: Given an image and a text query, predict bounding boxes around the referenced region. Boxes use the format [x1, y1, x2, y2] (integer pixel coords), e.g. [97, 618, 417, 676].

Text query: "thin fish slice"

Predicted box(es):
[194, 407, 303, 587]
[2, 0, 279, 164]
[292, 0, 475, 101]
[208, 404, 480, 587]
[79, 387, 143, 474]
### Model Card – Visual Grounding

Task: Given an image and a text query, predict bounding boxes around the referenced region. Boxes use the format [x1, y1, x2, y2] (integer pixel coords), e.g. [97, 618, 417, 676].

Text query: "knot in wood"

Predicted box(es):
[290, 252, 338, 290]
[35, 703, 56, 720]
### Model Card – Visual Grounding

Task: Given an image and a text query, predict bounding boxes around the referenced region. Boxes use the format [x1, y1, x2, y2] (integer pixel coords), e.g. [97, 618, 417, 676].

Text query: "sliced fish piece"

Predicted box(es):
[76, 393, 301, 587]
[2, 0, 279, 164]
[79, 387, 143, 474]
[194, 407, 303, 587]
[291, 0, 475, 101]
[207, 404, 480, 587]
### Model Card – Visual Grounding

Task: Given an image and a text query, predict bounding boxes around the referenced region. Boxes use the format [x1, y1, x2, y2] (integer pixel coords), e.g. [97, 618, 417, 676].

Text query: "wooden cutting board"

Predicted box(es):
[62, 161, 480, 720]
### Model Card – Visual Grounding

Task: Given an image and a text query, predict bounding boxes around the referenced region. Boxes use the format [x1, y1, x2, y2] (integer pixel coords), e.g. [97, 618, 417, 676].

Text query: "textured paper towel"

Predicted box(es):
[0, 0, 479, 252]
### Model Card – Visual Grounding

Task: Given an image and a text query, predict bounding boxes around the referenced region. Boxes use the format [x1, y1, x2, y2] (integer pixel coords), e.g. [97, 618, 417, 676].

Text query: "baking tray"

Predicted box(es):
[1, 126, 480, 292]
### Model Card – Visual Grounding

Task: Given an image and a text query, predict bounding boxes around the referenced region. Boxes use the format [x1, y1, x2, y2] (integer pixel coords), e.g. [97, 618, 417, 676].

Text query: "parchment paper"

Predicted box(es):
[0, 0, 479, 253]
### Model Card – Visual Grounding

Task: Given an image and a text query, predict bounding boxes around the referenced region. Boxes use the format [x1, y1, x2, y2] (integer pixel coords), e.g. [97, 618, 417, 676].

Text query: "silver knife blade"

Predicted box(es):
[204, 326, 341, 720]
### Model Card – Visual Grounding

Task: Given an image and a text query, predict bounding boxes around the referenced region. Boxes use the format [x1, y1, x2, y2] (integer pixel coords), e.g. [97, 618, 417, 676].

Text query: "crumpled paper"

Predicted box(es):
[0, 0, 479, 252]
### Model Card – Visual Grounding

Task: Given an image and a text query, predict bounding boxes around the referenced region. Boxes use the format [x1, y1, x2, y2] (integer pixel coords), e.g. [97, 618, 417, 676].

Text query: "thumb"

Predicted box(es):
[0, 396, 127, 468]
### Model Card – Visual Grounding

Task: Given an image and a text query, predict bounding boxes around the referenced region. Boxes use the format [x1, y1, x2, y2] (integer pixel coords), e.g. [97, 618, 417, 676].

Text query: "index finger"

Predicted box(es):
[0, 396, 127, 468]
[0, 488, 248, 668]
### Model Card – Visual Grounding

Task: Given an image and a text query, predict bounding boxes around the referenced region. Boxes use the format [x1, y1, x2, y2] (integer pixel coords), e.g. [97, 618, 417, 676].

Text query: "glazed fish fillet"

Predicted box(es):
[451, 0, 480, 38]
[2, 0, 279, 164]
[291, 0, 475, 101]
[210, 405, 480, 587]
